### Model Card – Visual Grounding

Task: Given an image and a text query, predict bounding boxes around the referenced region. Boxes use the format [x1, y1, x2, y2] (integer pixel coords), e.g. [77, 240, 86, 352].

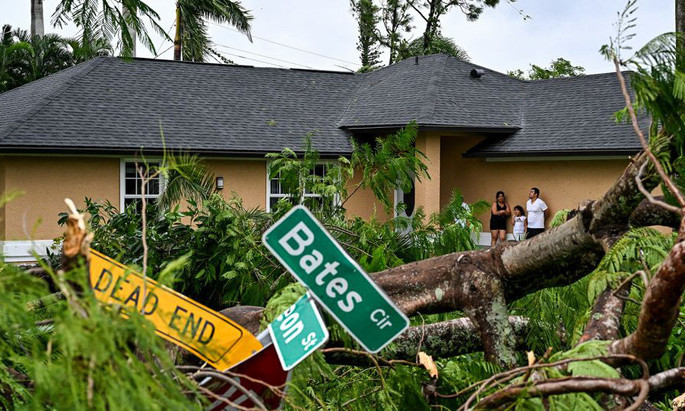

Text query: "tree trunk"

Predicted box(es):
[173, 3, 182, 61]
[220, 152, 670, 368]
[30, 0, 44, 37]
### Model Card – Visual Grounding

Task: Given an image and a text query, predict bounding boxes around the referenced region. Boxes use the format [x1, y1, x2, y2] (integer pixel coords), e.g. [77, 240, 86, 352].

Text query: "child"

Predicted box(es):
[513, 205, 527, 241]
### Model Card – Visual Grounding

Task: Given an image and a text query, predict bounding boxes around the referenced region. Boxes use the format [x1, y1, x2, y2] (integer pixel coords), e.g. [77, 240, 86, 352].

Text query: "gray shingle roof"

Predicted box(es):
[464, 73, 642, 157]
[0, 57, 362, 155]
[0, 55, 642, 157]
[340, 54, 523, 130]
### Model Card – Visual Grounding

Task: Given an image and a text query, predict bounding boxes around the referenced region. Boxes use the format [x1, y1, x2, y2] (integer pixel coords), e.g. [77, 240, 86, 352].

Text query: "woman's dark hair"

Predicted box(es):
[495, 191, 505, 200]
[514, 205, 525, 216]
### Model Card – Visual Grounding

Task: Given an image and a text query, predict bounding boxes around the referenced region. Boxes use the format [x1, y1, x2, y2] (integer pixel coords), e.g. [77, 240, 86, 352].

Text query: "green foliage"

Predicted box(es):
[351, 121, 429, 212]
[0, 260, 203, 409]
[351, 0, 382, 69]
[399, 35, 470, 61]
[376, 0, 413, 64]
[155, 152, 217, 213]
[52, 0, 168, 58]
[507, 57, 586, 80]
[267, 136, 350, 219]
[176, 0, 253, 62]
[550, 208, 572, 228]
[0, 24, 114, 93]
[587, 227, 674, 306]
[511, 277, 593, 353]
[260, 283, 307, 330]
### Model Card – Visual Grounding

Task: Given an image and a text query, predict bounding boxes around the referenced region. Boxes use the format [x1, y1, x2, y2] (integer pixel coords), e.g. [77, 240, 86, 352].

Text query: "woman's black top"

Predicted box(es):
[489, 202, 507, 230]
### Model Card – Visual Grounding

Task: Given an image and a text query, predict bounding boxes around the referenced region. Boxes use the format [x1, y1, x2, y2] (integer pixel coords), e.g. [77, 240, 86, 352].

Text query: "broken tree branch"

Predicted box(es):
[610, 215, 685, 360]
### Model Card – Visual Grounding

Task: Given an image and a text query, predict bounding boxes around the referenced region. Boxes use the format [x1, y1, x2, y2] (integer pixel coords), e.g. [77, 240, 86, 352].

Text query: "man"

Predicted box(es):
[526, 187, 548, 239]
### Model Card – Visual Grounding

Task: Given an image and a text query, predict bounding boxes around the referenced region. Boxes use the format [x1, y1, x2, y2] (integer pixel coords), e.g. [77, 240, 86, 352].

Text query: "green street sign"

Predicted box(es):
[268, 292, 329, 370]
[263, 206, 409, 353]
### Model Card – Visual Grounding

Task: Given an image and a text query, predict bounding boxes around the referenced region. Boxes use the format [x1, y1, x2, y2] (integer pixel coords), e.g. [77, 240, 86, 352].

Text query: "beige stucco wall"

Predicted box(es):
[344, 171, 391, 222]
[205, 159, 389, 221]
[415, 132, 442, 217]
[440, 135, 631, 232]
[205, 159, 267, 209]
[0, 156, 393, 241]
[0, 142, 631, 242]
[1, 156, 120, 241]
[0, 157, 5, 239]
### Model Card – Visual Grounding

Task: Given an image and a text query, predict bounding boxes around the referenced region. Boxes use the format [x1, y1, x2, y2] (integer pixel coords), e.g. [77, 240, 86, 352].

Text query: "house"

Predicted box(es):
[0, 54, 640, 261]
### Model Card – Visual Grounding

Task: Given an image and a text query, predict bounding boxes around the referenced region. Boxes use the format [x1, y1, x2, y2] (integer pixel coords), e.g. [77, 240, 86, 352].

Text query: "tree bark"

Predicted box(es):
[610, 216, 685, 360]
[677, 0, 685, 37]
[372, 152, 659, 366]
[578, 283, 630, 344]
[223, 152, 681, 368]
[630, 196, 681, 229]
[30, 0, 44, 37]
[218, 153, 668, 368]
[174, 3, 182, 61]
[218, 305, 529, 363]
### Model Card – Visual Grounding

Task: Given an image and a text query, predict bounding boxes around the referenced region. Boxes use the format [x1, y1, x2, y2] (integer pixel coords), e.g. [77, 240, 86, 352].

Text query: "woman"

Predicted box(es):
[490, 191, 511, 246]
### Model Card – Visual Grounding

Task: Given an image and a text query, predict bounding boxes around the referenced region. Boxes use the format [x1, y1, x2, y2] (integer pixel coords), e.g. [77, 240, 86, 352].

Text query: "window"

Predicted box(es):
[267, 163, 332, 212]
[120, 160, 164, 212]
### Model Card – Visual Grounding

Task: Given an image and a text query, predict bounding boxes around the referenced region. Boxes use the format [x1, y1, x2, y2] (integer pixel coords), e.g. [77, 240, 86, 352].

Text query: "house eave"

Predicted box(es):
[0, 146, 352, 159]
[341, 123, 520, 134]
[463, 148, 640, 159]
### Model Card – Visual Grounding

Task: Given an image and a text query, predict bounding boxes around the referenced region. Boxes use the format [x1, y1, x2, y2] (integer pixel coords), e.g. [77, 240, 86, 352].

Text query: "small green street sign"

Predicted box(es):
[263, 206, 409, 353]
[268, 292, 329, 370]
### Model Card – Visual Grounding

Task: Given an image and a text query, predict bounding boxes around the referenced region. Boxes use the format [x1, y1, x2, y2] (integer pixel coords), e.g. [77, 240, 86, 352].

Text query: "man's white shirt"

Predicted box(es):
[526, 199, 548, 229]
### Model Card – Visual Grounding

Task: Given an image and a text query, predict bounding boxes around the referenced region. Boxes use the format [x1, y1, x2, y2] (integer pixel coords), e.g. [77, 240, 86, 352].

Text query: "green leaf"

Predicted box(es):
[567, 360, 619, 378]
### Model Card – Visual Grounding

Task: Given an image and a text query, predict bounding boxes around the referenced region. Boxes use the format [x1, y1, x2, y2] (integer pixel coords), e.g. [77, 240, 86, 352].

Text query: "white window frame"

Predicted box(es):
[265, 161, 338, 212]
[119, 159, 166, 212]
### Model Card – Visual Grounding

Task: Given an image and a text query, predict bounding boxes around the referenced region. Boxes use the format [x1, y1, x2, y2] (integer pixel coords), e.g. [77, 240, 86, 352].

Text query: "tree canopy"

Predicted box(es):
[0, 25, 111, 93]
[508, 57, 586, 80]
[399, 34, 470, 60]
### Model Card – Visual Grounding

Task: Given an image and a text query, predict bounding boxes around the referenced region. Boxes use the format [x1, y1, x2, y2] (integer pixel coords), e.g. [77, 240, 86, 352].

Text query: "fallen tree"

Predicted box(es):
[216, 27, 685, 409]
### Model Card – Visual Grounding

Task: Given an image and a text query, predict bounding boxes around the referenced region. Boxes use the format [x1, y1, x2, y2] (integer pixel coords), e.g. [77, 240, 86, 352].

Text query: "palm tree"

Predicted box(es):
[31, 0, 45, 37]
[173, 0, 253, 62]
[155, 152, 217, 212]
[0, 25, 109, 93]
[66, 36, 113, 63]
[52, 0, 168, 57]
[0, 25, 30, 92]
[12, 28, 73, 83]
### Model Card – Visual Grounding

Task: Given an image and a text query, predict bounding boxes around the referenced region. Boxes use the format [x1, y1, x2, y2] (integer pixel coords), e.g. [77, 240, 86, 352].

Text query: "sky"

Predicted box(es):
[0, 0, 675, 74]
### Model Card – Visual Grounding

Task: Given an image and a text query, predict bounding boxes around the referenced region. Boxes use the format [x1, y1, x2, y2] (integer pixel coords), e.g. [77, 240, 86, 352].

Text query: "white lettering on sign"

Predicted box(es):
[301, 332, 318, 351]
[277, 306, 320, 349]
[279, 223, 363, 313]
[279, 222, 314, 256]
[371, 309, 393, 329]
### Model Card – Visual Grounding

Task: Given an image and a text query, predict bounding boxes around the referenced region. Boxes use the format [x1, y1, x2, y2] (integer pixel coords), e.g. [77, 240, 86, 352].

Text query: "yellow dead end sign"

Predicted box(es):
[88, 249, 262, 370]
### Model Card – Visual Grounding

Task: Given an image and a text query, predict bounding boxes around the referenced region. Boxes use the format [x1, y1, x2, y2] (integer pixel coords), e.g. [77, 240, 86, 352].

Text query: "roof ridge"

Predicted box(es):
[118, 56, 357, 75]
[0, 58, 107, 142]
[336, 70, 370, 128]
[418, 54, 447, 123]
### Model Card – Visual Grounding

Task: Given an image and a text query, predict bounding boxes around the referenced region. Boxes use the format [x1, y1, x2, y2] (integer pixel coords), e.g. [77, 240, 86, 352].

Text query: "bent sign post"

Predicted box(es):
[262, 206, 409, 353]
[89, 249, 262, 370]
[268, 292, 329, 370]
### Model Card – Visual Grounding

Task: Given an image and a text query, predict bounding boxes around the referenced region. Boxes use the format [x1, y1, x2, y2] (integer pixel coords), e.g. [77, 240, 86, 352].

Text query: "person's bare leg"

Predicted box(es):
[499, 230, 506, 243]
[490, 230, 498, 246]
